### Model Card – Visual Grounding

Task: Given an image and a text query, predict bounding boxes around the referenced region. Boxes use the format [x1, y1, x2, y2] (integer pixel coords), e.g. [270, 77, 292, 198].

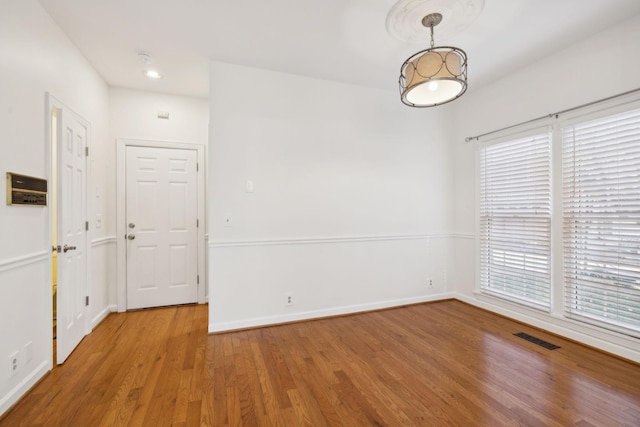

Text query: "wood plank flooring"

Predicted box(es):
[2, 300, 640, 426]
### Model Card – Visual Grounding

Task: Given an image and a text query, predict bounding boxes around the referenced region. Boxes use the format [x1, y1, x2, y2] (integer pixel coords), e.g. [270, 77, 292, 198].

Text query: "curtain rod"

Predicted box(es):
[465, 87, 640, 142]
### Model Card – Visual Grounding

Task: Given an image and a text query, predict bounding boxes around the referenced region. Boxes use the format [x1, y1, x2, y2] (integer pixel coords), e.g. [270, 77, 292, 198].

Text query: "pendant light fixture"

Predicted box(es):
[399, 13, 467, 107]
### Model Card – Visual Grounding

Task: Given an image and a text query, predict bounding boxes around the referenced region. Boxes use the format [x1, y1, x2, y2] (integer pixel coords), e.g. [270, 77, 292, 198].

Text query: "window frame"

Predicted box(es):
[560, 102, 640, 338]
[476, 126, 553, 311]
[475, 95, 640, 340]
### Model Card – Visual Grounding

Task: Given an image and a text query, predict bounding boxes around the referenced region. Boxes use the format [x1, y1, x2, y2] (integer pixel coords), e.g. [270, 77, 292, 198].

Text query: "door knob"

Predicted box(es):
[63, 244, 77, 253]
[127, 234, 136, 240]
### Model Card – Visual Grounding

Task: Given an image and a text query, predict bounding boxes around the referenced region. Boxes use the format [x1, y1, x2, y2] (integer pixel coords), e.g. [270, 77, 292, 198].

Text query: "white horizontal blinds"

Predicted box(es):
[479, 132, 552, 309]
[562, 108, 640, 336]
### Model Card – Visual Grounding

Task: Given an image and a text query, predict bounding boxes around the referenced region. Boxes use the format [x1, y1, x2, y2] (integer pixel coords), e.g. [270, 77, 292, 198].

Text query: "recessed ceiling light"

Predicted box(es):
[145, 69, 162, 79]
[138, 52, 162, 79]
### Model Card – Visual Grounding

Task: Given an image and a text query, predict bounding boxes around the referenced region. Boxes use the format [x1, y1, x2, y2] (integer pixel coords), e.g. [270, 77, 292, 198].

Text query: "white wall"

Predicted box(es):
[452, 14, 640, 362]
[109, 88, 209, 144]
[208, 62, 456, 331]
[0, 0, 110, 415]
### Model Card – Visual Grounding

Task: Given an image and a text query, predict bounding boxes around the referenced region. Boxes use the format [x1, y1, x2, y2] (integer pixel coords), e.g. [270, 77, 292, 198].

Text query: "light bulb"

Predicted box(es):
[428, 81, 439, 91]
[145, 69, 162, 79]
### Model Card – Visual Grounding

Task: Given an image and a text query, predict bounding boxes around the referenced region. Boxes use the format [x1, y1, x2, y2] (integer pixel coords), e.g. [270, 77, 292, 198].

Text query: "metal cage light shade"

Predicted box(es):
[399, 13, 468, 107]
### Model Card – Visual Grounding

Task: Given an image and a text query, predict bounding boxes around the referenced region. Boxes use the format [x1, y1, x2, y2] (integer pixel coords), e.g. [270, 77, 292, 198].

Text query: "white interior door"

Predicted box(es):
[126, 146, 198, 309]
[56, 108, 89, 364]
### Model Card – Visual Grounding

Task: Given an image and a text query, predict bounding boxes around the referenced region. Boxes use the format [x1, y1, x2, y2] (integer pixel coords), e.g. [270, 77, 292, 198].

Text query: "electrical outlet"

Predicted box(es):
[428, 278, 433, 288]
[8, 352, 18, 378]
[284, 292, 294, 307]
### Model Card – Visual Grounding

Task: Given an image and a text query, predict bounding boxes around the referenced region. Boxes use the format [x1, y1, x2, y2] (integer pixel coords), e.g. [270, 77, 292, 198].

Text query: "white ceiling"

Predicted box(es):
[38, 0, 640, 99]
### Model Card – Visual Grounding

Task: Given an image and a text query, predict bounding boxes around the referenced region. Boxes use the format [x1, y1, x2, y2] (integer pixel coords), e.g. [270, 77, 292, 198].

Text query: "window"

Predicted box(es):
[479, 131, 552, 310]
[562, 108, 640, 336]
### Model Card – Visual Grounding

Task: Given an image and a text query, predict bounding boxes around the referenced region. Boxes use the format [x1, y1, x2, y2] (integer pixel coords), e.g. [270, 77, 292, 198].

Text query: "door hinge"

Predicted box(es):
[197, 275, 200, 285]
[197, 219, 199, 228]
[85, 146, 89, 157]
[197, 162, 199, 172]
[85, 296, 89, 306]
[85, 221, 89, 231]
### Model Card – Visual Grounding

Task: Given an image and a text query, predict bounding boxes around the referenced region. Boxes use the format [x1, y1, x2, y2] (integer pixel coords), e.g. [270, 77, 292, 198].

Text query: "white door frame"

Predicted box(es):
[45, 93, 92, 360]
[116, 138, 206, 311]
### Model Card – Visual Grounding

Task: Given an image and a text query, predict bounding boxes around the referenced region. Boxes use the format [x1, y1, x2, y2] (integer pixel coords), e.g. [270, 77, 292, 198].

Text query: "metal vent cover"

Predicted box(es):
[514, 332, 560, 350]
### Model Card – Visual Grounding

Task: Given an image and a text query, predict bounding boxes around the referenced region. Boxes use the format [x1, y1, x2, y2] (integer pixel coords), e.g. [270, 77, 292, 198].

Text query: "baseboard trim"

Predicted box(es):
[453, 292, 640, 364]
[208, 293, 455, 333]
[0, 360, 49, 417]
[91, 305, 116, 329]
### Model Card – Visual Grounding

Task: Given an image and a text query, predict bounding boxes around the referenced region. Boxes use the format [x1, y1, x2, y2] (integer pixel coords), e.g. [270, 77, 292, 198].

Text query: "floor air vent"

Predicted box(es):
[513, 332, 560, 350]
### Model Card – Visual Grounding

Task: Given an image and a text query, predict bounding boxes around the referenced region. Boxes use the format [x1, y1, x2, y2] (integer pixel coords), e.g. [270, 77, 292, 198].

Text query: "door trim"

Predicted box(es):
[116, 138, 206, 311]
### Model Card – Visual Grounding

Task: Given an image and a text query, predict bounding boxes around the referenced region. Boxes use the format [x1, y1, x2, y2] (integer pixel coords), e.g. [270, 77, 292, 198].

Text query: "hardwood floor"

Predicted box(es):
[2, 300, 640, 426]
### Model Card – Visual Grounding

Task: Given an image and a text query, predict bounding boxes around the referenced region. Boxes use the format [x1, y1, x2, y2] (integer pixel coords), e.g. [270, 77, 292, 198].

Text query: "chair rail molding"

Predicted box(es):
[0, 251, 50, 273]
[209, 233, 456, 248]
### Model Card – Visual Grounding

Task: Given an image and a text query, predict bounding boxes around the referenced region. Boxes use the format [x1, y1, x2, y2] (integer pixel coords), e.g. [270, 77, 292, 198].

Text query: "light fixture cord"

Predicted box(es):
[430, 25, 435, 48]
